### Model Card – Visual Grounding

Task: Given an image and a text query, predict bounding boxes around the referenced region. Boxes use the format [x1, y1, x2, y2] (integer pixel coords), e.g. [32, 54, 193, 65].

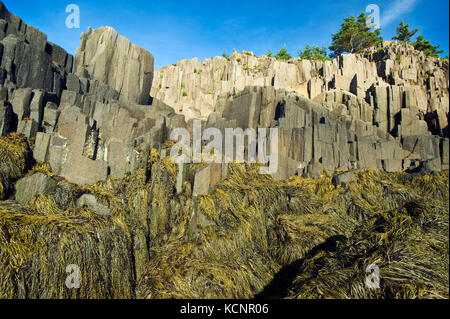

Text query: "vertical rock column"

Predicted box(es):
[74, 26, 154, 105]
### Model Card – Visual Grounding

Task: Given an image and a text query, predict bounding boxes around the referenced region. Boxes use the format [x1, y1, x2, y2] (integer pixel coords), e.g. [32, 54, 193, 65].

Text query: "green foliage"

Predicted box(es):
[267, 49, 272, 57]
[182, 91, 188, 97]
[413, 35, 444, 58]
[298, 45, 330, 61]
[222, 51, 229, 59]
[329, 13, 383, 57]
[275, 46, 292, 61]
[392, 21, 418, 42]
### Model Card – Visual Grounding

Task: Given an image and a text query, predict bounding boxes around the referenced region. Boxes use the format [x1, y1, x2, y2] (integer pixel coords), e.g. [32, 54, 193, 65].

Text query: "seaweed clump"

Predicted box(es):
[280, 171, 449, 299]
[0, 133, 33, 200]
[0, 146, 448, 299]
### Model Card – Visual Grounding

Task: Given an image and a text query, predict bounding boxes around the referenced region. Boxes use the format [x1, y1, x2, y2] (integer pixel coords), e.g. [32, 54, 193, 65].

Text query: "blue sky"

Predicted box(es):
[3, 0, 449, 69]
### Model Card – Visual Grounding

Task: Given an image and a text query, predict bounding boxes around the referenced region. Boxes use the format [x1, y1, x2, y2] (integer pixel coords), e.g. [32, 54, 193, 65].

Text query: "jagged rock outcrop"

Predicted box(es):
[0, 0, 448, 186]
[0, 1, 182, 186]
[35, 85, 180, 185]
[0, 0, 73, 149]
[152, 43, 449, 142]
[0, 1, 72, 92]
[74, 27, 154, 105]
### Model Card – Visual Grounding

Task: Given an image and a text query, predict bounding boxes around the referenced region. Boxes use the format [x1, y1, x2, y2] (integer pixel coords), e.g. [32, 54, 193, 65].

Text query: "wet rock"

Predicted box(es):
[14, 172, 57, 204]
[76, 194, 111, 216]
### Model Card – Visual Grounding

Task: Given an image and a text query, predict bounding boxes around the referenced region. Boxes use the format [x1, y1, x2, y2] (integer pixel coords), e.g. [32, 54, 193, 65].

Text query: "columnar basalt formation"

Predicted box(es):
[0, 2, 184, 186]
[0, 1, 448, 188]
[74, 26, 154, 105]
[206, 86, 448, 180]
[0, 1, 448, 187]
[0, 1, 448, 300]
[152, 45, 449, 153]
[150, 43, 449, 182]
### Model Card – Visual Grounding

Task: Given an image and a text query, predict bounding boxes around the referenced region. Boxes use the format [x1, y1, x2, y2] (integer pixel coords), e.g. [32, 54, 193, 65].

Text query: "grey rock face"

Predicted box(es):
[30, 82, 182, 185]
[206, 86, 447, 179]
[1, 1, 448, 190]
[74, 27, 154, 105]
[10, 88, 32, 120]
[0, 34, 65, 94]
[152, 43, 448, 130]
[14, 172, 57, 204]
[0, 2, 73, 140]
[193, 163, 228, 196]
[0, 99, 12, 135]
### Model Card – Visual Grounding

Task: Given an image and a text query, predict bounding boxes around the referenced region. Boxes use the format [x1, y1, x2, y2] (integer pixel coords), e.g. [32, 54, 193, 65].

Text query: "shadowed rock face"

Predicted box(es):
[74, 26, 154, 105]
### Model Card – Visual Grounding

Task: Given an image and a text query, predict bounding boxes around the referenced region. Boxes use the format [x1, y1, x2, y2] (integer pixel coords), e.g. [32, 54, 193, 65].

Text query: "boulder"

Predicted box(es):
[52, 180, 76, 210]
[14, 172, 57, 204]
[76, 194, 111, 216]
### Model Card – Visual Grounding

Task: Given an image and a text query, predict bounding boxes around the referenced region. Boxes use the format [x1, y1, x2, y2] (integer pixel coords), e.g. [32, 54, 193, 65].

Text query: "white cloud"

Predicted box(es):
[381, 0, 420, 27]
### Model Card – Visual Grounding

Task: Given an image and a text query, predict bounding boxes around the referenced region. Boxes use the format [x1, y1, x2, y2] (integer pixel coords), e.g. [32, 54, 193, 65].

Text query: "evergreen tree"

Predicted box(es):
[275, 46, 292, 61]
[329, 13, 383, 57]
[298, 45, 330, 61]
[392, 21, 418, 42]
[413, 35, 444, 58]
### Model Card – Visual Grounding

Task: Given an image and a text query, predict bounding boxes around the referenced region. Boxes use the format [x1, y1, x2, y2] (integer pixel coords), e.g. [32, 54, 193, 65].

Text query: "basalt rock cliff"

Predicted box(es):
[0, 2, 448, 299]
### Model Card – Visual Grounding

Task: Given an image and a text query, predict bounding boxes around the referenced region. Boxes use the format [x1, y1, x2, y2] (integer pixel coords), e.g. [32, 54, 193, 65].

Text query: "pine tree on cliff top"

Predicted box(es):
[329, 13, 383, 57]
[392, 21, 419, 42]
[275, 46, 292, 61]
[413, 35, 444, 58]
[392, 21, 444, 58]
[298, 45, 330, 61]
